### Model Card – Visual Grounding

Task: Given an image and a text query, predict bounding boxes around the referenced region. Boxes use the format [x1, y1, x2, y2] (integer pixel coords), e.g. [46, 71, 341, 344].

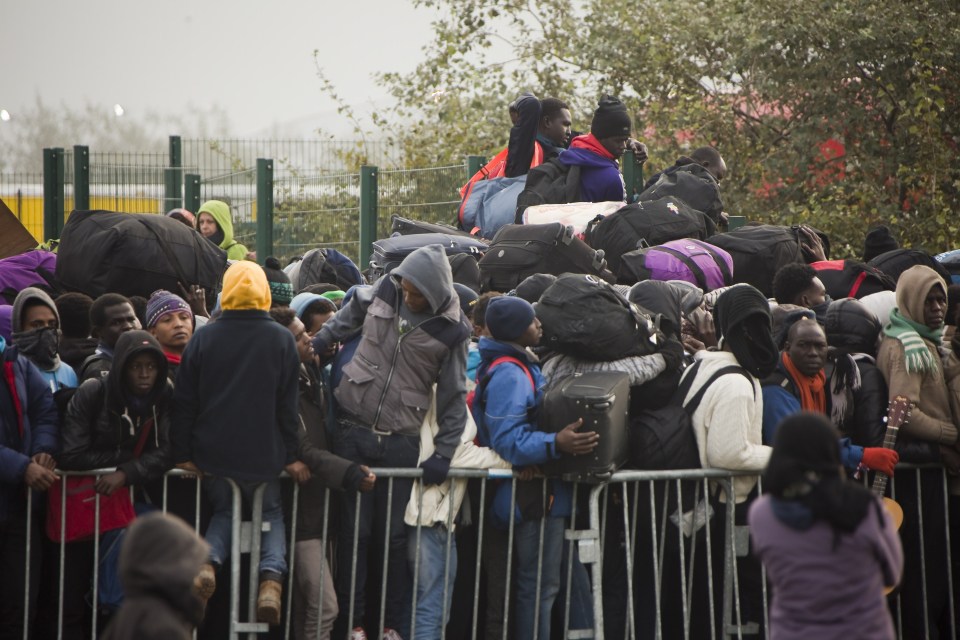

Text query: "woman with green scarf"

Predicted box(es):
[877, 264, 959, 639]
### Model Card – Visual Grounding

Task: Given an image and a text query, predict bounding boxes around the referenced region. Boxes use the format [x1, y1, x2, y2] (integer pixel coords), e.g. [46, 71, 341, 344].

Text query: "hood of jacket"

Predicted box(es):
[824, 297, 881, 355]
[627, 280, 684, 339]
[11, 287, 60, 334]
[118, 512, 209, 624]
[391, 244, 456, 315]
[108, 330, 168, 411]
[896, 265, 946, 325]
[558, 134, 618, 169]
[197, 200, 236, 250]
[221, 261, 271, 311]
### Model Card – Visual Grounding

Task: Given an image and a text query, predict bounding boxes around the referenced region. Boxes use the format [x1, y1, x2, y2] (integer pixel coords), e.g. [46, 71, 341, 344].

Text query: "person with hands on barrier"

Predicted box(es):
[170, 261, 304, 627]
[0, 332, 59, 640]
[473, 296, 598, 640]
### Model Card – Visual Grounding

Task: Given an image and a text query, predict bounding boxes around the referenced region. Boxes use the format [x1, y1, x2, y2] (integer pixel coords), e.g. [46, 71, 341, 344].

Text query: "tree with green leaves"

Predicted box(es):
[369, 0, 959, 255]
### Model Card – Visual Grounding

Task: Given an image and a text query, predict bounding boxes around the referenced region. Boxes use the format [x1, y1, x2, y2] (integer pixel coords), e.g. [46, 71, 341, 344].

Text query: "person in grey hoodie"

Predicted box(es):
[311, 244, 471, 639]
[11, 287, 78, 393]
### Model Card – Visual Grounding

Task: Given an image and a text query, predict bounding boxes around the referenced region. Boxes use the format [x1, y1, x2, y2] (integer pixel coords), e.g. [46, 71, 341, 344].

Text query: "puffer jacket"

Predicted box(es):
[59, 331, 173, 484]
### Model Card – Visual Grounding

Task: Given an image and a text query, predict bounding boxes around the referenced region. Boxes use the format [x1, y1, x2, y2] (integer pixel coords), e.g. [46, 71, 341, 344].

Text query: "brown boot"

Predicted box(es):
[256, 578, 283, 625]
[194, 563, 217, 602]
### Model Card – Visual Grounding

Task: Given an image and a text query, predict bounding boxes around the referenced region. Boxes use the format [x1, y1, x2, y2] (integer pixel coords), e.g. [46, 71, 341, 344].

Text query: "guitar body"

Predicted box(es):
[882, 496, 903, 531]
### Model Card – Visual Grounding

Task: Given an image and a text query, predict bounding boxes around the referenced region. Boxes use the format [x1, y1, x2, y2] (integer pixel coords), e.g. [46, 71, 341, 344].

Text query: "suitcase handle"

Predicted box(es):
[591, 402, 611, 410]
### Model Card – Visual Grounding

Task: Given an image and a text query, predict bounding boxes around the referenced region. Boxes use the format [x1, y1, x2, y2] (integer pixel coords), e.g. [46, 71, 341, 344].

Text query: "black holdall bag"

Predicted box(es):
[638, 163, 724, 224]
[585, 197, 714, 275]
[369, 233, 488, 277]
[514, 158, 582, 222]
[705, 224, 805, 297]
[628, 360, 752, 471]
[541, 371, 631, 483]
[536, 273, 662, 362]
[478, 222, 614, 293]
[868, 248, 952, 285]
[55, 210, 227, 299]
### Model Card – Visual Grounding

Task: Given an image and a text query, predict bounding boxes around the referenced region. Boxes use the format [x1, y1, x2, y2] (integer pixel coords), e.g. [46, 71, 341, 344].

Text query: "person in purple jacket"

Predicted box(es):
[748, 412, 902, 640]
[557, 95, 644, 203]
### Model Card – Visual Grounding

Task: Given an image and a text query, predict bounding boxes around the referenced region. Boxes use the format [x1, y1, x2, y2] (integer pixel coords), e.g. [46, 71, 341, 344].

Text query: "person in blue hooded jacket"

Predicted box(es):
[472, 296, 598, 640]
[0, 333, 59, 640]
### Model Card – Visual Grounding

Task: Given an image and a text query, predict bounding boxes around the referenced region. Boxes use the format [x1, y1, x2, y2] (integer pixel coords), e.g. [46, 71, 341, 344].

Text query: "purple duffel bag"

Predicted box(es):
[617, 238, 733, 292]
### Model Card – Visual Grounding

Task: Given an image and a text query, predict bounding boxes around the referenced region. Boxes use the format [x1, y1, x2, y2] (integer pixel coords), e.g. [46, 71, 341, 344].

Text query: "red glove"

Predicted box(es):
[862, 448, 899, 477]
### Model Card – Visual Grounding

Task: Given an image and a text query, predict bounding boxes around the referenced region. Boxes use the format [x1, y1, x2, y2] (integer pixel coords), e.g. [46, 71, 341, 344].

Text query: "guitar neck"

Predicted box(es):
[870, 422, 900, 498]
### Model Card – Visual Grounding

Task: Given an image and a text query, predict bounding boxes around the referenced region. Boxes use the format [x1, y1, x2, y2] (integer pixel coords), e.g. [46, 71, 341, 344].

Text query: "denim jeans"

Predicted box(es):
[407, 525, 458, 640]
[203, 477, 287, 576]
[335, 422, 419, 635]
[514, 516, 564, 640]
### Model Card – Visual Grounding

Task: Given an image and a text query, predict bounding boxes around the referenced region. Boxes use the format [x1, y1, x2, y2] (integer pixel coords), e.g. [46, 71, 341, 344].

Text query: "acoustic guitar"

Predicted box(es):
[871, 395, 909, 594]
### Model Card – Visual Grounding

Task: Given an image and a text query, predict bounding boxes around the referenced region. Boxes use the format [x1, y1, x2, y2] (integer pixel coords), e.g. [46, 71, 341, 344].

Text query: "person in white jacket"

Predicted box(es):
[404, 390, 510, 640]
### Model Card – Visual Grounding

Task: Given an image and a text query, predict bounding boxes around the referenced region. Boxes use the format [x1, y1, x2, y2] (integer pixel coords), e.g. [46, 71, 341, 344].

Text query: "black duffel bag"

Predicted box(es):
[536, 273, 662, 362]
[56, 210, 227, 298]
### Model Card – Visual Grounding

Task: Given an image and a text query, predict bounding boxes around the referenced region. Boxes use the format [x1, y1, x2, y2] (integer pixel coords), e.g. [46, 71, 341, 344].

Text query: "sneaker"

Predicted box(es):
[193, 563, 217, 601]
[382, 628, 404, 640]
[350, 628, 368, 640]
[256, 579, 283, 626]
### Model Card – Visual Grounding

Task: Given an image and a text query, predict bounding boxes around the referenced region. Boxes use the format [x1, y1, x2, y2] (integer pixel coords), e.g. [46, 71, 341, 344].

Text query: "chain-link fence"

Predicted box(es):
[273, 171, 362, 264]
[378, 164, 464, 238]
[182, 139, 396, 177]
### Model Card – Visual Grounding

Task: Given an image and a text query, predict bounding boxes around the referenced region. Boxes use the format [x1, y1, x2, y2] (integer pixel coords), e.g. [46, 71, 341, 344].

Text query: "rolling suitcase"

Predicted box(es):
[541, 371, 630, 483]
[390, 214, 479, 239]
[478, 222, 614, 292]
[369, 233, 487, 277]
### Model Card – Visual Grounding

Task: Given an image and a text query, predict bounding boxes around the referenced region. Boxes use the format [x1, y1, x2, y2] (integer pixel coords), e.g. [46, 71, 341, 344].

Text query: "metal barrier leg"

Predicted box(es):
[586, 484, 606, 640]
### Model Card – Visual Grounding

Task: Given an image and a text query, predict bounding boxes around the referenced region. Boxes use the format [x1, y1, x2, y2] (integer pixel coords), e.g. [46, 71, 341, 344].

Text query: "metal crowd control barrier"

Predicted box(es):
[14, 463, 958, 640]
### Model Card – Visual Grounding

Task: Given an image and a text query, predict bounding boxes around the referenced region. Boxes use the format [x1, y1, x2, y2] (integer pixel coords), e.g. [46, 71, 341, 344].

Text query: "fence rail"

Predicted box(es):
[10, 463, 954, 640]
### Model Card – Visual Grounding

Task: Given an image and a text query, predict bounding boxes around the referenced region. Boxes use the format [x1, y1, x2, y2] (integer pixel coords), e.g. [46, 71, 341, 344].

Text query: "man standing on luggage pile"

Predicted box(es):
[170, 261, 307, 627]
[472, 296, 599, 640]
[557, 95, 647, 203]
[310, 244, 472, 640]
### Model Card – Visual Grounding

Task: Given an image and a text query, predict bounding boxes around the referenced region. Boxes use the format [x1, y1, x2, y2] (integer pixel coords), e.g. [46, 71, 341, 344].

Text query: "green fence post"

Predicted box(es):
[622, 149, 645, 202]
[164, 135, 183, 213]
[42, 147, 65, 240]
[184, 173, 201, 213]
[256, 158, 274, 263]
[73, 145, 89, 211]
[727, 215, 747, 231]
[359, 165, 379, 270]
[466, 155, 485, 181]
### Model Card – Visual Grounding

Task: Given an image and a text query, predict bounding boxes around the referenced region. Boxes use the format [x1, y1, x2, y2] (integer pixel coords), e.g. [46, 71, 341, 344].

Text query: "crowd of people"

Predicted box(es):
[1, 93, 958, 640]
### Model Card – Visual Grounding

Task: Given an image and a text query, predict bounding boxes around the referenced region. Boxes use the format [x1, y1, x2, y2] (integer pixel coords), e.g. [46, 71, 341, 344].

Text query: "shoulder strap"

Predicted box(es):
[481, 356, 534, 392]
[135, 218, 191, 286]
[654, 246, 709, 290]
[688, 239, 733, 285]
[683, 364, 754, 416]
[132, 417, 155, 458]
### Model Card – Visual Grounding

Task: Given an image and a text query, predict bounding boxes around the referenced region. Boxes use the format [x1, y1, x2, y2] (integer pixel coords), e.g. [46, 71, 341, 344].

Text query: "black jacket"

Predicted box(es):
[59, 331, 173, 485]
[295, 363, 362, 541]
[170, 310, 300, 482]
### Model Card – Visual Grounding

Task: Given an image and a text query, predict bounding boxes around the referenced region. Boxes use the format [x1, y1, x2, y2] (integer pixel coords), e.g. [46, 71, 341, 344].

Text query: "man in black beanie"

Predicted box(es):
[557, 95, 643, 202]
[863, 225, 899, 262]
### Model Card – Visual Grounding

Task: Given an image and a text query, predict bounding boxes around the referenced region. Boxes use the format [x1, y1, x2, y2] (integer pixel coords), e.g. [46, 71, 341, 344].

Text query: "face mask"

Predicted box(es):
[12, 327, 61, 370]
[811, 295, 833, 324]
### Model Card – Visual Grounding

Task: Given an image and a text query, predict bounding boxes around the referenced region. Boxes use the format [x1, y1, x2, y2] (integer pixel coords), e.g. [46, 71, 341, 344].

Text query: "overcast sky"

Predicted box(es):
[1, 0, 439, 137]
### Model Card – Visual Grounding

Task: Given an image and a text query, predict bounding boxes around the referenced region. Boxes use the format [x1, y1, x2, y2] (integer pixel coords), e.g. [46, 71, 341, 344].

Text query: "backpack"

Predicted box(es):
[458, 175, 527, 240]
[55, 210, 227, 299]
[868, 248, 952, 286]
[811, 259, 896, 299]
[536, 273, 663, 362]
[448, 253, 481, 293]
[705, 224, 806, 297]
[585, 197, 714, 274]
[514, 159, 582, 221]
[283, 248, 365, 293]
[628, 360, 752, 470]
[638, 163, 724, 224]
[618, 239, 734, 291]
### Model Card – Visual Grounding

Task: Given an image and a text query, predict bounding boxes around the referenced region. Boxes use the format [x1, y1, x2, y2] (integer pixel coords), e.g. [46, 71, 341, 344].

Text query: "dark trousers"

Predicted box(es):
[334, 422, 419, 636]
[0, 508, 41, 640]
